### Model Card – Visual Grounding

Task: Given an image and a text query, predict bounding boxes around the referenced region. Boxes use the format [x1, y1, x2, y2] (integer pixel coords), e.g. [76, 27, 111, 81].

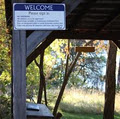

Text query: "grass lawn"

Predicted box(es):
[62, 112, 120, 119]
[47, 89, 120, 119]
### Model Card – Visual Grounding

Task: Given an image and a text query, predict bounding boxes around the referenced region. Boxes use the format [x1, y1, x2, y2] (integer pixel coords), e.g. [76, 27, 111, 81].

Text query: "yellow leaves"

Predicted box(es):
[45, 39, 68, 62]
[0, 0, 11, 59]
[0, 0, 5, 9]
[93, 40, 108, 54]
[0, 71, 10, 81]
[6, 28, 10, 34]
[0, 0, 6, 35]
[64, 45, 70, 55]
[0, 3, 11, 78]
[117, 48, 120, 56]
[51, 39, 68, 59]
[44, 54, 56, 66]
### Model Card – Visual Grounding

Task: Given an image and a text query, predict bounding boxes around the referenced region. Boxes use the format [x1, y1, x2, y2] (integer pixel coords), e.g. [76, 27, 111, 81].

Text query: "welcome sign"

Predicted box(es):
[13, 3, 66, 30]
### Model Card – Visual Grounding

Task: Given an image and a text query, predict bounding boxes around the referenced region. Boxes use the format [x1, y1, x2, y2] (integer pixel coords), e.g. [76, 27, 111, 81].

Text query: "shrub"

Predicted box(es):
[0, 95, 11, 119]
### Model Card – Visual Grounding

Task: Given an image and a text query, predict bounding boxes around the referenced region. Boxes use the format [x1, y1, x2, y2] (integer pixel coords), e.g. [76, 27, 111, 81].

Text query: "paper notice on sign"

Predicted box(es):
[13, 3, 66, 30]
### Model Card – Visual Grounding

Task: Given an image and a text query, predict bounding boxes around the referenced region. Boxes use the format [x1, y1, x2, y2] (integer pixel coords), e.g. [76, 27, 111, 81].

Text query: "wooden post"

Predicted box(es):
[37, 51, 45, 104]
[103, 41, 117, 119]
[34, 51, 47, 105]
[53, 52, 81, 116]
[12, 0, 26, 119]
[12, 30, 26, 119]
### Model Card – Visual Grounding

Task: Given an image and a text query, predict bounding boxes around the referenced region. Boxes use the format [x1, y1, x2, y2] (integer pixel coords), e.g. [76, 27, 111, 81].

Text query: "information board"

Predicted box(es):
[13, 3, 66, 30]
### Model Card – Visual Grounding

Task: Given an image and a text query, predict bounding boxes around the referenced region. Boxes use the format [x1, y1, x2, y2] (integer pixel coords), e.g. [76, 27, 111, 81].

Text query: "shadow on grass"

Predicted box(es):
[62, 112, 120, 119]
[115, 114, 120, 119]
[60, 102, 120, 119]
[60, 101, 103, 114]
[62, 112, 102, 119]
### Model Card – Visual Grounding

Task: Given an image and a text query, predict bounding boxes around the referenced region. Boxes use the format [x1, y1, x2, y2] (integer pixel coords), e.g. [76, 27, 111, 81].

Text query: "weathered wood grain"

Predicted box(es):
[47, 30, 120, 40]
[12, 1, 26, 119]
[103, 41, 117, 119]
[12, 30, 27, 119]
[27, 103, 54, 119]
[27, 38, 54, 66]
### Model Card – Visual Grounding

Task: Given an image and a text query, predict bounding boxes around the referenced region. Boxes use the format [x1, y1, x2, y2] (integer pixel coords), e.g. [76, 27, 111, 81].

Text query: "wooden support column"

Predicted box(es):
[38, 51, 45, 104]
[34, 51, 47, 105]
[12, 0, 26, 119]
[12, 30, 26, 119]
[103, 41, 117, 119]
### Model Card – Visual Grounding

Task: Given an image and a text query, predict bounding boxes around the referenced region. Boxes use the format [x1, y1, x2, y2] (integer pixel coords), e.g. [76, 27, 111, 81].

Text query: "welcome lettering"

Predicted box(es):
[24, 5, 53, 11]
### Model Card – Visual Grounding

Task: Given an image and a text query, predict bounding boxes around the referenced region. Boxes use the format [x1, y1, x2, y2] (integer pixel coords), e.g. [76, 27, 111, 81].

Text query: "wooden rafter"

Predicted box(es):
[96, 8, 120, 32]
[69, 0, 97, 29]
[27, 31, 52, 57]
[4, 0, 120, 49]
[113, 40, 120, 49]
[27, 38, 54, 66]
[4, 0, 12, 27]
[47, 30, 120, 40]
[89, 3, 120, 8]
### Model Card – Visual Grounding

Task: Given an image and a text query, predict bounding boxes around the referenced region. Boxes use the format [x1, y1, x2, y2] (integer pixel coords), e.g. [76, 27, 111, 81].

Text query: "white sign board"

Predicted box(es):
[13, 3, 66, 30]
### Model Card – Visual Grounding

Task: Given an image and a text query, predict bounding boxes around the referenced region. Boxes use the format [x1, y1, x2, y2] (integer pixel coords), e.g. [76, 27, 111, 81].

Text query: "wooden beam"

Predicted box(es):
[27, 0, 88, 57]
[113, 40, 120, 49]
[4, 0, 12, 27]
[96, 8, 120, 32]
[12, 0, 26, 119]
[75, 46, 95, 52]
[27, 31, 51, 57]
[47, 30, 120, 40]
[27, 38, 54, 66]
[69, 0, 97, 29]
[88, 3, 120, 8]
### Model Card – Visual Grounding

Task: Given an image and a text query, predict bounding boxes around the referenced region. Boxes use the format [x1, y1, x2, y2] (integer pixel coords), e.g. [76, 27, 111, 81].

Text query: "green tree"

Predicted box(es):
[0, 1, 11, 118]
[0, 0, 11, 96]
[46, 40, 107, 88]
[26, 39, 67, 100]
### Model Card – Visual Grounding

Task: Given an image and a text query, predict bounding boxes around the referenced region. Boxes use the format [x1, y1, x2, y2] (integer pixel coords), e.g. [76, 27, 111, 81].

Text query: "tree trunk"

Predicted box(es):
[103, 41, 117, 119]
[37, 51, 45, 103]
[53, 40, 94, 116]
[117, 58, 120, 87]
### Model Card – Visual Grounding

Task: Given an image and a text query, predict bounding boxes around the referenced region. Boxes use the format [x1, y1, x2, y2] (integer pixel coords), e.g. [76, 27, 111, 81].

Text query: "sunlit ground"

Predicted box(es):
[28, 88, 120, 119]
[62, 112, 120, 119]
[46, 88, 120, 119]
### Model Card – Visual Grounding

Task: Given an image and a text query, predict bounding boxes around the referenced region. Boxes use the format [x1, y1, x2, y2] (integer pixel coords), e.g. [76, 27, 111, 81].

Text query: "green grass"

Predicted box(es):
[62, 112, 102, 119]
[47, 89, 120, 119]
[62, 112, 120, 119]
[58, 89, 120, 114]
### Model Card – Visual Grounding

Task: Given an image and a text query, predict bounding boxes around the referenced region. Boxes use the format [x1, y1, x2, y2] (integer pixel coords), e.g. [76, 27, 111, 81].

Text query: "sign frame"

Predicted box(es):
[13, 3, 66, 30]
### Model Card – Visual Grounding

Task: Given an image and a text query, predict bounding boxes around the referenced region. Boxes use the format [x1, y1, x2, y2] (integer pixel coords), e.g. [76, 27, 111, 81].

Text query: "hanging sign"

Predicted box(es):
[13, 3, 66, 30]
